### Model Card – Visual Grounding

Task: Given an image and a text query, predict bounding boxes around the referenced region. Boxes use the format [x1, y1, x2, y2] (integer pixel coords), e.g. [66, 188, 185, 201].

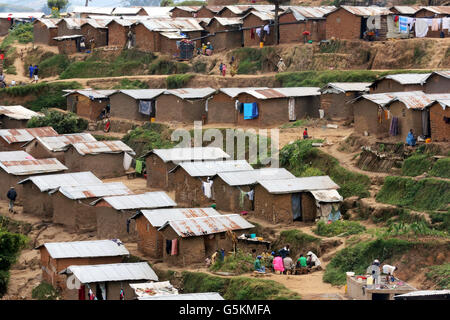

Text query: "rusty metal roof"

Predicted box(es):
[0, 127, 58, 144]
[418, 6, 450, 15]
[281, 6, 336, 20]
[59, 182, 133, 200]
[238, 87, 320, 99]
[137, 207, 221, 228]
[428, 98, 450, 109]
[150, 147, 230, 163]
[386, 92, 450, 110]
[217, 168, 295, 186]
[71, 6, 115, 15]
[40, 239, 129, 259]
[163, 87, 216, 99]
[33, 133, 97, 152]
[389, 6, 422, 14]
[67, 141, 135, 156]
[81, 18, 111, 29]
[158, 214, 254, 237]
[18, 171, 103, 192]
[206, 6, 225, 13]
[102, 191, 176, 210]
[209, 17, 243, 26]
[140, 17, 204, 32]
[176, 160, 253, 177]
[339, 6, 392, 16]
[172, 6, 202, 13]
[0, 105, 43, 120]
[258, 176, 340, 194]
[63, 89, 116, 99]
[105, 18, 135, 27]
[0, 151, 33, 162]
[114, 89, 165, 100]
[223, 5, 252, 15]
[243, 10, 274, 21]
[0, 158, 67, 176]
[35, 18, 61, 28]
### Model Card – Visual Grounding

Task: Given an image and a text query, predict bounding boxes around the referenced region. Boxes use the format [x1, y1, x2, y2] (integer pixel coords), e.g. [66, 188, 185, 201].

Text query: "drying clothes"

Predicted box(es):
[205, 98, 209, 112]
[123, 152, 133, 171]
[171, 239, 178, 255]
[328, 209, 341, 222]
[139, 100, 152, 115]
[288, 97, 296, 121]
[119, 289, 125, 300]
[247, 189, 254, 201]
[390, 117, 399, 136]
[264, 24, 270, 35]
[256, 27, 262, 38]
[415, 18, 430, 38]
[202, 180, 213, 198]
[318, 203, 332, 221]
[250, 28, 255, 39]
[99, 282, 106, 300]
[135, 160, 143, 174]
[239, 102, 244, 114]
[78, 285, 85, 300]
[431, 18, 441, 32]
[235, 99, 240, 110]
[243, 103, 258, 120]
[239, 190, 246, 208]
[88, 289, 95, 300]
[399, 16, 409, 33]
[443, 18, 450, 31]
[377, 108, 382, 124]
[166, 239, 172, 255]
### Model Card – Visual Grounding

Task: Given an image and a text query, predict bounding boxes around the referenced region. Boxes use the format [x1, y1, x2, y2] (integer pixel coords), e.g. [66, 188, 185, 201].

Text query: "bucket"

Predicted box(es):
[259, 42, 264, 48]
[250, 233, 256, 238]
[346, 272, 355, 277]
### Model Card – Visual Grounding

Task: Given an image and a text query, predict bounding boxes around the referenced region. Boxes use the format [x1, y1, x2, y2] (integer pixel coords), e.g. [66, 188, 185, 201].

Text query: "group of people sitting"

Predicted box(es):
[254, 245, 321, 275]
[198, 42, 214, 56]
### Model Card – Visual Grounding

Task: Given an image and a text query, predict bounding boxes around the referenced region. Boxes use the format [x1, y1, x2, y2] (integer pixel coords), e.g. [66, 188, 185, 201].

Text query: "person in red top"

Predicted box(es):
[303, 128, 309, 139]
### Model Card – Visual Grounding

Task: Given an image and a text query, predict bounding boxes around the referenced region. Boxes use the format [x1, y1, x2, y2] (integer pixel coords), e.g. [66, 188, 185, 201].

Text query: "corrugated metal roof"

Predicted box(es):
[160, 31, 186, 39]
[140, 18, 203, 32]
[172, 6, 202, 13]
[53, 35, 84, 41]
[0, 158, 67, 176]
[243, 10, 274, 21]
[138, 207, 221, 227]
[0, 105, 43, 120]
[389, 6, 422, 14]
[282, 6, 336, 20]
[63, 89, 116, 99]
[116, 89, 165, 100]
[59, 182, 133, 200]
[102, 191, 176, 210]
[387, 92, 450, 110]
[274, 87, 321, 97]
[310, 189, 343, 203]
[206, 6, 225, 13]
[379, 73, 431, 85]
[112, 7, 143, 15]
[219, 87, 269, 98]
[35, 18, 60, 28]
[217, 168, 295, 186]
[258, 176, 340, 194]
[430, 98, 450, 109]
[340, 6, 392, 16]
[141, 6, 174, 17]
[420, 6, 450, 15]
[81, 18, 110, 29]
[224, 5, 252, 15]
[18, 171, 102, 192]
[432, 70, 450, 79]
[130, 281, 178, 297]
[57, 18, 83, 29]
[321, 82, 371, 93]
[71, 6, 115, 15]
[164, 87, 216, 99]
[177, 160, 253, 177]
[354, 92, 399, 106]
[34, 133, 97, 152]
[41, 239, 129, 259]
[0, 12, 45, 19]
[150, 147, 230, 163]
[395, 290, 450, 298]
[211, 17, 243, 26]
[0, 151, 33, 162]
[68, 141, 135, 156]
[159, 214, 254, 237]
[105, 18, 135, 27]
[62, 262, 158, 283]
[138, 292, 224, 300]
[0, 127, 58, 144]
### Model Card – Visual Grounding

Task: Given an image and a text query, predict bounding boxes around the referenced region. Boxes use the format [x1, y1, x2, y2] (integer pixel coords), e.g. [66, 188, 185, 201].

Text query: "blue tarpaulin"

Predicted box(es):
[243, 103, 258, 120]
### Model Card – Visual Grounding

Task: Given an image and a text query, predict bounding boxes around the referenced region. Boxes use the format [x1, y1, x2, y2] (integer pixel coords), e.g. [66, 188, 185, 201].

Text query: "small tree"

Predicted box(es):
[267, 0, 290, 45]
[47, 0, 69, 11]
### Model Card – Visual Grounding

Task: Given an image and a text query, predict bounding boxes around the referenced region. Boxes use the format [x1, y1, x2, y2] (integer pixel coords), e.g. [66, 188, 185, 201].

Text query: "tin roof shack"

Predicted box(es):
[369, 73, 431, 94]
[52, 183, 133, 232]
[424, 71, 450, 94]
[242, 10, 274, 47]
[108, 89, 165, 121]
[213, 168, 295, 212]
[170, 6, 201, 18]
[394, 290, 450, 300]
[158, 214, 254, 266]
[94, 191, 176, 242]
[427, 99, 450, 142]
[106, 19, 134, 48]
[385, 92, 450, 142]
[33, 19, 60, 46]
[253, 176, 341, 224]
[205, 17, 243, 51]
[56, 18, 83, 37]
[71, 6, 115, 19]
[131, 207, 221, 259]
[145, 147, 231, 189]
[37, 239, 129, 290]
[60, 262, 158, 300]
[64, 90, 115, 120]
[325, 6, 391, 40]
[112, 7, 148, 16]
[130, 281, 179, 299]
[80, 19, 109, 49]
[388, 6, 422, 16]
[54, 35, 84, 54]
[319, 82, 371, 120]
[168, 160, 254, 207]
[23, 133, 97, 163]
[346, 274, 416, 300]
[234, 87, 321, 127]
[0, 12, 44, 36]
[0, 127, 58, 151]
[414, 6, 450, 38]
[62, 141, 135, 178]
[0, 105, 43, 129]
[155, 88, 216, 123]
[138, 291, 224, 300]
[18, 171, 102, 220]
[279, 6, 334, 44]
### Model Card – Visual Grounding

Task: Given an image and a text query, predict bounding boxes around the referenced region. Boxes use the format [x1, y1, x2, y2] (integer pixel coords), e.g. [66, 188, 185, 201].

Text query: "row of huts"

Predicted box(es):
[30, 5, 450, 55]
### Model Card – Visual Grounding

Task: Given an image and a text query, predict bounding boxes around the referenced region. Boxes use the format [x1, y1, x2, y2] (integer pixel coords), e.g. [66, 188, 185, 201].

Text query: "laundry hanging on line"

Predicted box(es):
[243, 103, 258, 120]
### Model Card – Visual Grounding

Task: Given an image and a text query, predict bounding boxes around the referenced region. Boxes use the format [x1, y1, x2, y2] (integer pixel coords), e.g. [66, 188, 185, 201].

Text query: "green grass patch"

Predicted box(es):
[314, 220, 366, 237]
[429, 158, 450, 179]
[209, 250, 255, 275]
[428, 210, 450, 232]
[0, 216, 32, 235]
[280, 139, 371, 198]
[112, 79, 149, 89]
[425, 263, 450, 289]
[38, 54, 71, 78]
[376, 176, 450, 211]
[148, 57, 190, 75]
[272, 229, 321, 258]
[31, 282, 60, 300]
[233, 47, 277, 74]
[181, 271, 300, 300]
[401, 154, 433, 176]
[280, 118, 312, 129]
[323, 238, 414, 286]
[166, 74, 194, 89]
[28, 109, 88, 134]
[383, 221, 447, 238]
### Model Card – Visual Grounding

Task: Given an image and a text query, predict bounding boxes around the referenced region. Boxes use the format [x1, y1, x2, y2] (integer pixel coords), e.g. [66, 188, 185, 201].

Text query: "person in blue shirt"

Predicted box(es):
[406, 129, 416, 146]
[28, 64, 34, 79]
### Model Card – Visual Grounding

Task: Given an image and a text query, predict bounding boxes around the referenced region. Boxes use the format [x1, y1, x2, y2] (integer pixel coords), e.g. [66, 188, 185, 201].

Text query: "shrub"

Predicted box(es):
[31, 282, 60, 300]
[113, 79, 149, 89]
[27, 110, 88, 134]
[38, 54, 71, 78]
[314, 220, 366, 237]
[209, 250, 255, 275]
[166, 74, 194, 89]
[383, 221, 447, 238]
[402, 154, 433, 176]
[429, 158, 450, 179]
[272, 229, 321, 258]
[425, 263, 450, 289]
[192, 60, 207, 73]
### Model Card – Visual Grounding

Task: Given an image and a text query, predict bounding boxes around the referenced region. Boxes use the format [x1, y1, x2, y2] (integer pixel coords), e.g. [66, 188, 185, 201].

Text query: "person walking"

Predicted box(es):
[7, 187, 17, 214]
[32, 65, 39, 83]
[303, 128, 309, 139]
[219, 62, 223, 76]
[28, 64, 34, 80]
[222, 63, 227, 77]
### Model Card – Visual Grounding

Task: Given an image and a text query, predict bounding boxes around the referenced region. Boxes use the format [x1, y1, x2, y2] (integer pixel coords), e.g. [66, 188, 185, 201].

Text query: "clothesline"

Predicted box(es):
[394, 15, 450, 38]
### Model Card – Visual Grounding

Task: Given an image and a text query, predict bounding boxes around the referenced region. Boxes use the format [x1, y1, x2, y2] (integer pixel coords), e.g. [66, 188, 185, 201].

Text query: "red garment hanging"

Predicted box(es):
[78, 285, 85, 300]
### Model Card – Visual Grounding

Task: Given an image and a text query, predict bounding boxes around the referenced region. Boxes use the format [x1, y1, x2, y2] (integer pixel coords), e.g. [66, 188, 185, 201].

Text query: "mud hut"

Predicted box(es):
[217, 6, 252, 18]
[253, 176, 341, 224]
[80, 19, 109, 49]
[158, 214, 254, 266]
[242, 10, 274, 47]
[131, 207, 221, 259]
[0, 12, 44, 36]
[106, 19, 134, 48]
[52, 183, 133, 232]
[33, 18, 60, 46]
[168, 160, 253, 207]
[54, 34, 85, 54]
[59, 262, 158, 300]
[62, 141, 135, 179]
[108, 89, 165, 121]
[71, 7, 115, 19]
[18, 171, 102, 220]
[64, 89, 115, 120]
[213, 168, 295, 212]
[93, 191, 176, 242]
[369, 73, 430, 94]
[0, 127, 58, 152]
[0, 105, 43, 129]
[170, 6, 201, 18]
[427, 99, 450, 142]
[23, 133, 97, 163]
[145, 147, 230, 189]
[37, 239, 129, 290]
[424, 71, 450, 94]
[319, 82, 371, 120]
[154, 88, 216, 123]
[56, 18, 83, 36]
[205, 17, 243, 51]
[414, 6, 450, 38]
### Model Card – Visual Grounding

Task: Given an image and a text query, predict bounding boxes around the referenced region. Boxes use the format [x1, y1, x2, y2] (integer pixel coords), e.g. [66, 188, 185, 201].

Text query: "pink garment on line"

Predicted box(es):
[273, 256, 285, 272]
[171, 239, 178, 255]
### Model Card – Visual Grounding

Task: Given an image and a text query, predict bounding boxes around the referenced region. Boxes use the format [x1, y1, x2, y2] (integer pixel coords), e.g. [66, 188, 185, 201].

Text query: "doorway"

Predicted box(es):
[291, 193, 302, 221]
